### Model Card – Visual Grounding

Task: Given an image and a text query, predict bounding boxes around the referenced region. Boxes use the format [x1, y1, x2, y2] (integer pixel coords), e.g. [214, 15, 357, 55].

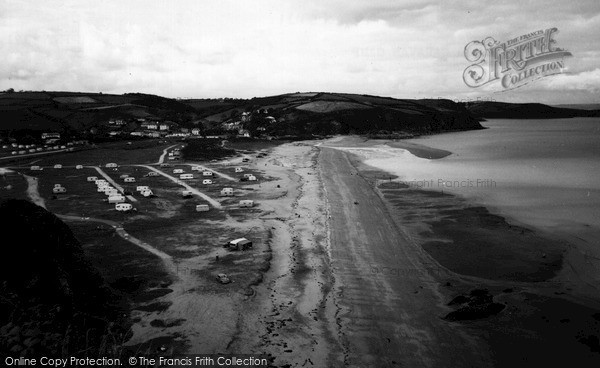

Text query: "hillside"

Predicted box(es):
[0, 199, 129, 358]
[465, 101, 600, 119]
[0, 91, 199, 134]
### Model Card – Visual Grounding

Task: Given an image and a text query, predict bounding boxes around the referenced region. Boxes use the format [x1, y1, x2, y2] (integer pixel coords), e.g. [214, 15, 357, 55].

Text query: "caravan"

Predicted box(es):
[202, 179, 213, 185]
[115, 203, 133, 211]
[234, 167, 244, 173]
[196, 204, 210, 212]
[202, 171, 213, 177]
[239, 200, 254, 208]
[124, 177, 136, 183]
[52, 187, 66, 194]
[180, 174, 194, 180]
[220, 188, 234, 196]
[108, 195, 125, 204]
[173, 169, 184, 174]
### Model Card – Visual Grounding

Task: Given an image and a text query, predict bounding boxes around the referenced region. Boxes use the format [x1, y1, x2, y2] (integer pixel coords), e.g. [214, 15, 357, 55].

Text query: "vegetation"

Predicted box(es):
[181, 139, 235, 160]
[0, 199, 130, 359]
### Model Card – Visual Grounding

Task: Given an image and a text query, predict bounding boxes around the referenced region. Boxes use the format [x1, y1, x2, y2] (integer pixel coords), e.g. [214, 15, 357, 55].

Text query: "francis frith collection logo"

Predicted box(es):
[463, 27, 572, 90]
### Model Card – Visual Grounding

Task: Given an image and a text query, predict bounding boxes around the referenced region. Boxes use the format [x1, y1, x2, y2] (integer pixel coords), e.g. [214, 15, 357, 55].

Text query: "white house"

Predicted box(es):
[202, 179, 213, 185]
[108, 195, 125, 204]
[75, 165, 83, 169]
[115, 203, 133, 211]
[105, 163, 118, 168]
[235, 167, 244, 173]
[221, 188, 234, 196]
[180, 174, 194, 180]
[52, 187, 66, 194]
[239, 200, 254, 208]
[173, 169, 184, 174]
[202, 171, 213, 177]
[124, 177, 136, 183]
[196, 204, 210, 212]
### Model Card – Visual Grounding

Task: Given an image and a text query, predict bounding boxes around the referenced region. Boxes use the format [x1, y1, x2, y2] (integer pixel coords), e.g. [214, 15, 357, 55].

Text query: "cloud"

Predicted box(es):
[539, 68, 600, 92]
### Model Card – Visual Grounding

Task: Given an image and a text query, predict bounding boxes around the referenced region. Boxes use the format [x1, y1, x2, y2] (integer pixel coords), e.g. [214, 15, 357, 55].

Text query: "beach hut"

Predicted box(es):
[239, 200, 254, 208]
[196, 204, 210, 212]
[180, 173, 194, 180]
[235, 167, 244, 173]
[202, 179, 212, 185]
[220, 188, 234, 196]
[124, 177, 136, 183]
[87, 176, 98, 182]
[226, 238, 253, 251]
[115, 203, 133, 211]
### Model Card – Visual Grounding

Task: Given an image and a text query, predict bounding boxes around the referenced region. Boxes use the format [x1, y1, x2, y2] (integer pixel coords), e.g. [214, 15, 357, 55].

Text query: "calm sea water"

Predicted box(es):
[363, 118, 600, 236]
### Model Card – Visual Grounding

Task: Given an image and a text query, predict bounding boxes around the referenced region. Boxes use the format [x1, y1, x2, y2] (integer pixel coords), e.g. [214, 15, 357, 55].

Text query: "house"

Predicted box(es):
[196, 204, 210, 212]
[182, 190, 193, 198]
[173, 169, 184, 174]
[108, 195, 125, 204]
[87, 176, 98, 182]
[202, 179, 212, 185]
[105, 163, 118, 168]
[115, 203, 133, 211]
[124, 177, 136, 183]
[76, 165, 83, 169]
[52, 187, 66, 194]
[239, 200, 254, 207]
[235, 167, 244, 173]
[226, 238, 253, 251]
[202, 171, 213, 177]
[180, 174, 194, 180]
[220, 188, 234, 196]
[53, 164, 62, 169]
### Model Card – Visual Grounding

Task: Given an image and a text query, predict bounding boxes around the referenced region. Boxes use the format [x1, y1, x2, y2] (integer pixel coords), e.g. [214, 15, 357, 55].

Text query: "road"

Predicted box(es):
[319, 147, 491, 368]
[157, 144, 179, 164]
[88, 166, 137, 202]
[182, 163, 237, 181]
[137, 164, 222, 208]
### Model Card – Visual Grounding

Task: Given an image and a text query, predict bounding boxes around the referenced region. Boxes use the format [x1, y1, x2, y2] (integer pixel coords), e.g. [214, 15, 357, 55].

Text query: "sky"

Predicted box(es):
[1, 0, 599, 104]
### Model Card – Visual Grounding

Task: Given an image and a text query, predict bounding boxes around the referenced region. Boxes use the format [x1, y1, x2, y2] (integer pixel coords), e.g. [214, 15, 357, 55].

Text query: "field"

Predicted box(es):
[0, 140, 281, 354]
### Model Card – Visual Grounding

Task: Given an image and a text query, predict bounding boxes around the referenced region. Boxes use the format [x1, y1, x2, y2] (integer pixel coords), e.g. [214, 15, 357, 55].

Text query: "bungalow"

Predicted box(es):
[115, 203, 133, 211]
[239, 199, 254, 208]
[124, 177, 136, 183]
[196, 204, 210, 212]
[220, 188, 234, 196]
[226, 238, 253, 251]
[202, 179, 213, 185]
[180, 174, 194, 180]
